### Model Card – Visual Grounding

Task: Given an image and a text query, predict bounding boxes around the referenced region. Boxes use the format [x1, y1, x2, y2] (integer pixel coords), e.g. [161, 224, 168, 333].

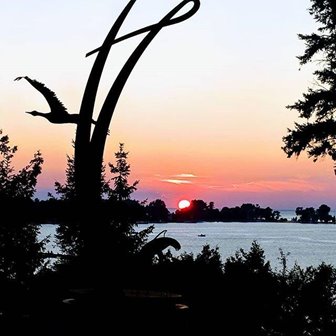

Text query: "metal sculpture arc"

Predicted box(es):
[17, 0, 201, 203]
[75, 0, 201, 202]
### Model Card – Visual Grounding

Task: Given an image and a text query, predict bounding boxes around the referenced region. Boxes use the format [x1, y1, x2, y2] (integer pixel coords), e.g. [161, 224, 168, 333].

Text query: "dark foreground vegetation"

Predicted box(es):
[1, 131, 336, 336]
[2, 0, 336, 333]
[1, 239, 336, 336]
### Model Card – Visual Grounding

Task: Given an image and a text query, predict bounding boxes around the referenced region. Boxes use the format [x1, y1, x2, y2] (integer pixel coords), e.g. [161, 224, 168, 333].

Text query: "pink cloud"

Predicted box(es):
[173, 173, 197, 178]
[161, 179, 192, 185]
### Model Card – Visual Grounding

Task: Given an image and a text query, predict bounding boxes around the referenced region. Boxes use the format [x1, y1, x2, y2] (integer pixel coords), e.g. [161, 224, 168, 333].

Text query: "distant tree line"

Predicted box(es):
[294, 204, 335, 223]
[27, 198, 336, 225]
[1, 127, 335, 286]
[28, 199, 284, 224]
[4, 131, 333, 227]
[173, 201, 282, 223]
[174, 201, 335, 224]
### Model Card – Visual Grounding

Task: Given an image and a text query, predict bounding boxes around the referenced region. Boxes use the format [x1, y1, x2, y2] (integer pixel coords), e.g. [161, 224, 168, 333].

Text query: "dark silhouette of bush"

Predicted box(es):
[125, 240, 336, 335]
[0, 131, 46, 283]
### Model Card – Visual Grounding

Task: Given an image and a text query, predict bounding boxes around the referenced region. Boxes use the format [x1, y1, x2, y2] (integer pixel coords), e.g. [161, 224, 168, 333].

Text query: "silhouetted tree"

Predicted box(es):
[222, 241, 282, 335]
[0, 130, 46, 281]
[278, 262, 336, 336]
[54, 155, 76, 201]
[0, 130, 43, 201]
[296, 206, 319, 223]
[54, 154, 110, 201]
[206, 201, 220, 221]
[54, 143, 149, 256]
[219, 203, 281, 222]
[240, 203, 259, 221]
[295, 204, 334, 223]
[317, 204, 333, 223]
[53, 152, 110, 255]
[108, 143, 138, 201]
[146, 199, 169, 222]
[282, 0, 336, 170]
[174, 199, 208, 222]
[220, 241, 336, 335]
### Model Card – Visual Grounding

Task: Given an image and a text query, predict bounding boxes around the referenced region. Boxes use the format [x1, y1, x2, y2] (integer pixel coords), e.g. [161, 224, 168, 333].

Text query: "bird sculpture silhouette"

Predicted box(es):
[139, 230, 181, 263]
[14, 76, 97, 125]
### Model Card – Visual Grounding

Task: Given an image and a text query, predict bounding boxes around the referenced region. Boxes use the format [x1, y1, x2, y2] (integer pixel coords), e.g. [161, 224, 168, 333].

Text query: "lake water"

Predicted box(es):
[278, 209, 297, 221]
[40, 220, 336, 270]
[138, 221, 336, 270]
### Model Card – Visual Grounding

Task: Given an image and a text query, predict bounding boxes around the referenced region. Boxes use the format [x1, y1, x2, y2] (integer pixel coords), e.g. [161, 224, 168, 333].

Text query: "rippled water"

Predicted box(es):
[137, 222, 336, 269]
[40, 221, 336, 270]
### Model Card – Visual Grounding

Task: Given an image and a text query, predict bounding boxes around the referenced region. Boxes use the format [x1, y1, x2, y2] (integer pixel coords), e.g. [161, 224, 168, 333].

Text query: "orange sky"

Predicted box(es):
[1, 0, 335, 210]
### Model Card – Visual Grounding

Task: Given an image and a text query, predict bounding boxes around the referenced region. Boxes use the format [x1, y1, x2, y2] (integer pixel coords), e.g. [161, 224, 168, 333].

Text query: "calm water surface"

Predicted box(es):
[40, 221, 336, 270]
[138, 221, 336, 269]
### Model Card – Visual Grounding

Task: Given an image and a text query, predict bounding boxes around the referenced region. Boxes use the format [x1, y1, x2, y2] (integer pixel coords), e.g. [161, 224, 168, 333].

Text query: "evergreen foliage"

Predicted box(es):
[108, 143, 139, 201]
[0, 130, 43, 200]
[0, 130, 46, 282]
[53, 143, 150, 260]
[282, 0, 336, 169]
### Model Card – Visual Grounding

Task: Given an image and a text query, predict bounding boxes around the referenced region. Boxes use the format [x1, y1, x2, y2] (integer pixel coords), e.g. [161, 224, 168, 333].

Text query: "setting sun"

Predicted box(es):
[178, 199, 191, 209]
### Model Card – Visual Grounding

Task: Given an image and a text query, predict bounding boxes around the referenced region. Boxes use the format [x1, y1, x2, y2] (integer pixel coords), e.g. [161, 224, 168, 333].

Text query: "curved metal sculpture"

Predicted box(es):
[16, 0, 201, 222]
[75, 0, 201, 203]
[139, 236, 181, 263]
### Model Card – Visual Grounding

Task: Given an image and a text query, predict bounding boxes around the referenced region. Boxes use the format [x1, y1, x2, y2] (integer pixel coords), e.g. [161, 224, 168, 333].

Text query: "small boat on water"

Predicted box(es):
[197, 234, 206, 237]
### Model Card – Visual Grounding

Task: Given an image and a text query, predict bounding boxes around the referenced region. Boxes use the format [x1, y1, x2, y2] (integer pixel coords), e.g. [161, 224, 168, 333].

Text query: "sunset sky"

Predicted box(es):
[1, 0, 335, 210]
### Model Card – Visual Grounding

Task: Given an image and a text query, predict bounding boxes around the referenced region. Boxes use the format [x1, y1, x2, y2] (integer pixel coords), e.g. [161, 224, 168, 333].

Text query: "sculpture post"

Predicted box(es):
[17, 1, 200, 253]
[74, 0, 201, 204]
